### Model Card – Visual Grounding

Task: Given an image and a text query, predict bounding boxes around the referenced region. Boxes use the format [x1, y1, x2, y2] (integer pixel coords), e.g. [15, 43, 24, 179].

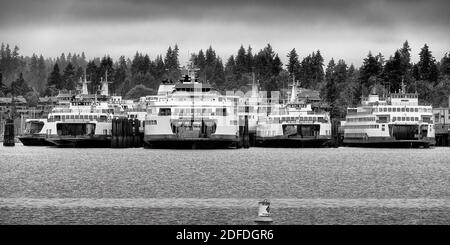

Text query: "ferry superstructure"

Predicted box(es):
[255, 80, 332, 147]
[143, 69, 240, 149]
[341, 84, 435, 147]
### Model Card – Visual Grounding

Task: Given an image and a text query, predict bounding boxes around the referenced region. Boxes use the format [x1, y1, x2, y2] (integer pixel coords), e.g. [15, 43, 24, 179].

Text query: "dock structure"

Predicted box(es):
[111, 117, 143, 148]
[237, 115, 250, 149]
[3, 119, 15, 146]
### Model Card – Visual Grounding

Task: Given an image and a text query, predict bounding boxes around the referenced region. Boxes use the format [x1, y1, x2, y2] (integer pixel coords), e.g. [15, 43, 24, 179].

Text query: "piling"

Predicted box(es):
[331, 119, 342, 147]
[117, 118, 124, 148]
[243, 115, 250, 148]
[134, 119, 141, 147]
[111, 118, 118, 148]
[237, 125, 243, 149]
[127, 119, 133, 148]
[3, 119, 15, 146]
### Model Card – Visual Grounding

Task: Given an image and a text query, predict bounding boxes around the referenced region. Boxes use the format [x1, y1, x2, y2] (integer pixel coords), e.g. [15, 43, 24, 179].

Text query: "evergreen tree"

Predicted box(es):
[62, 63, 76, 90]
[10, 73, 31, 96]
[0, 72, 6, 95]
[417, 44, 439, 84]
[359, 51, 382, 91]
[235, 45, 247, 75]
[286, 48, 301, 79]
[112, 56, 128, 94]
[99, 56, 114, 82]
[312, 50, 325, 87]
[224, 55, 237, 89]
[47, 63, 63, 90]
[86, 61, 99, 93]
[164, 45, 180, 81]
[334, 59, 348, 84]
[440, 52, 450, 77]
[399, 40, 412, 79]
[246, 46, 253, 72]
[153, 55, 165, 82]
[382, 50, 403, 92]
[37, 55, 47, 94]
[325, 58, 336, 84]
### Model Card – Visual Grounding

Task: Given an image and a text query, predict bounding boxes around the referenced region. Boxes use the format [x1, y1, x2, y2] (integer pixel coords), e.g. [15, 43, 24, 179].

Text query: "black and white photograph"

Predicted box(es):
[0, 0, 449, 239]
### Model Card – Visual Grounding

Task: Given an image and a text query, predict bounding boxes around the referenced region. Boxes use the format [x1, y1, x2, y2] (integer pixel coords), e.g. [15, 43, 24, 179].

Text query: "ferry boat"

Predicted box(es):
[19, 75, 115, 147]
[341, 83, 435, 148]
[44, 76, 115, 147]
[255, 80, 332, 147]
[143, 68, 240, 149]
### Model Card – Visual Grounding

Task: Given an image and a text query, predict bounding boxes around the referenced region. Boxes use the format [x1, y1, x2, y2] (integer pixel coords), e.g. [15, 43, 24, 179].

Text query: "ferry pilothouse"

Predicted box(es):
[341, 83, 435, 147]
[255, 79, 332, 147]
[143, 68, 240, 149]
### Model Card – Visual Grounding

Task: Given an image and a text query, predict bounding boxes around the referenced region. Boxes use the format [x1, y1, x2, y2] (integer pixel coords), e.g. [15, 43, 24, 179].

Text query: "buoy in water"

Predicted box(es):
[254, 199, 273, 224]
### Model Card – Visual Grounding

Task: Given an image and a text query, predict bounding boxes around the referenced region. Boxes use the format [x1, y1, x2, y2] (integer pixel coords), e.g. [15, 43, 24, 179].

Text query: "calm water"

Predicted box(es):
[0, 144, 449, 224]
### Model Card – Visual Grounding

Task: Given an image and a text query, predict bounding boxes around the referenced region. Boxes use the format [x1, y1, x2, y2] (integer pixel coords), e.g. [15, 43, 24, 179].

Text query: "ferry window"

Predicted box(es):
[415, 108, 418, 112]
[71, 115, 74, 119]
[75, 115, 79, 119]
[392, 117, 396, 122]
[406, 117, 410, 121]
[415, 117, 419, 121]
[383, 108, 387, 112]
[159, 108, 171, 116]
[388, 108, 392, 112]
[94, 115, 98, 119]
[401, 108, 405, 112]
[84, 115, 88, 119]
[402, 117, 405, 121]
[406, 108, 410, 112]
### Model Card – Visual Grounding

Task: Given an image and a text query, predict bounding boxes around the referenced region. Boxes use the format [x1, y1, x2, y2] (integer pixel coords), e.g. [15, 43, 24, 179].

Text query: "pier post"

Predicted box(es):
[134, 119, 141, 147]
[243, 115, 250, 148]
[331, 119, 341, 147]
[128, 118, 133, 148]
[118, 118, 124, 148]
[111, 118, 117, 148]
[3, 119, 15, 146]
[238, 125, 243, 149]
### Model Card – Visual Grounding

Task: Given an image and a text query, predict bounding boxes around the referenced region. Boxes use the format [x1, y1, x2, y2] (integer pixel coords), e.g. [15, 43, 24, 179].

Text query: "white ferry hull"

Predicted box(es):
[143, 134, 239, 149]
[255, 135, 331, 148]
[343, 137, 435, 148]
[46, 135, 112, 148]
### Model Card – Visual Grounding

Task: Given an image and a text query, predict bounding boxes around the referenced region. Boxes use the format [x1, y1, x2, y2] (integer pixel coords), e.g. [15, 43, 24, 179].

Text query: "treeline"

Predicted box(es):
[1, 41, 450, 112]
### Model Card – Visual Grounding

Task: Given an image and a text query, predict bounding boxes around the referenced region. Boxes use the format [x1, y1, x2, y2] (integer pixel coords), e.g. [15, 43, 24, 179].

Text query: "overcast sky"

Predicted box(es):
[0, 0, 449, 66]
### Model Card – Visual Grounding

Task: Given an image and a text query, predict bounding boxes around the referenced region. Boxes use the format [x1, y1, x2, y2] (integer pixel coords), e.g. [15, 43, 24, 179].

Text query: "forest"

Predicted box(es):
[0, 41, 449, 118]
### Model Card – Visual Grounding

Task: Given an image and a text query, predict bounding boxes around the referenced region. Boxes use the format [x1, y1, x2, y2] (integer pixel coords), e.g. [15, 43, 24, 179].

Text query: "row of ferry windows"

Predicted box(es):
[346, 117, 376, 122]
[345, 125, 380, 129]
[50, 115, 107, 120]
[377, 107, 431, 113]
[270, 116, 325, 122]
[392, 116, 420, 122]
